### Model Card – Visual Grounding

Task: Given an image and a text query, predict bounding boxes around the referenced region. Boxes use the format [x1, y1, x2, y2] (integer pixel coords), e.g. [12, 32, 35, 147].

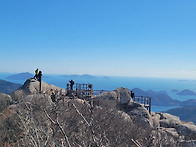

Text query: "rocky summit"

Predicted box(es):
[0, 79, 196, 146]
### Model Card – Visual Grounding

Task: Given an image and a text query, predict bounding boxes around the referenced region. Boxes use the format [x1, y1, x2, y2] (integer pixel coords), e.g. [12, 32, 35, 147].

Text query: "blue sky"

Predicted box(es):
[0, 0, 196, 79]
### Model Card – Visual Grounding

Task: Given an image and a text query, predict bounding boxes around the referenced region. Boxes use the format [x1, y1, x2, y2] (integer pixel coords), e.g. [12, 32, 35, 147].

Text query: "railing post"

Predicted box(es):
[76, 83, 78, 96]
[67, 84, 69, 91]
[149, 97, 151, 114]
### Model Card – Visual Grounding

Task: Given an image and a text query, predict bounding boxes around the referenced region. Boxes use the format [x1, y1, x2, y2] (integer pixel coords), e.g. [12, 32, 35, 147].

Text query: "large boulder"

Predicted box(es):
[176, 123, 196, 140]
[11, 78, 66, 102]
[114, 87, 132, 104]
[0, 93, 12, 112]
[151, 112, 161, 128]
[158, 113, 182, 128]
[93, 90, 117, 108]
[159, 127, 179, 138]
[93, 88, 153, 127]
[126, 102, 153, 127]
[154, 112, 196, 140]
[93, 87, 132, 109]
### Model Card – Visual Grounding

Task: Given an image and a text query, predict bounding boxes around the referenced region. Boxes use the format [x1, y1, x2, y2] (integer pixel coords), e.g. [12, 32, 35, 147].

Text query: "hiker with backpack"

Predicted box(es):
[34, 68, 39, 79]
[69, 80, 74, 90]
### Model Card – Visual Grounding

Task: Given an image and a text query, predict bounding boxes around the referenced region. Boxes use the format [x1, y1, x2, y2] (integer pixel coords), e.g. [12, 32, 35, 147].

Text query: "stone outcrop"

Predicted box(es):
[152, 112, 196, 140]
[158, 112, 182, 128]
[125, 102, 153, 127]
[1, 79, 196, 146]
[0, 93, 12, 112]
[93, 87, 196, 143]
[93, 87, 132, 109]
[11, 78, 66, 102]
[114, 87, 133, 104]
[93, 88, 153, 126]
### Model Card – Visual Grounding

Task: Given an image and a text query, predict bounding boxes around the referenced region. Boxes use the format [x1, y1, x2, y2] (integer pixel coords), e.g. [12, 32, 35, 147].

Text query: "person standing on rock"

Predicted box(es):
[38, 71, 42, 82]
[69, 80, 74, 90]
[38, 71, 42, 92]
[131, 91, 135, 99]
[34, 68, 39, 79]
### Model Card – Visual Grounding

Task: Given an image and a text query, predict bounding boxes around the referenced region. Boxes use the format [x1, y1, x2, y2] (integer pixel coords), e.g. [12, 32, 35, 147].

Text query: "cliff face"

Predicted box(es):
[0, 79, 196, 146]
[0, 79, 21, 94]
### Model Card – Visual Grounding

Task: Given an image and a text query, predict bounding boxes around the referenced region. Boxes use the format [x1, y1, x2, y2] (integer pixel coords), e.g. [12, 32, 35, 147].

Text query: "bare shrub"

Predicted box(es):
[0, 94, 195, 147]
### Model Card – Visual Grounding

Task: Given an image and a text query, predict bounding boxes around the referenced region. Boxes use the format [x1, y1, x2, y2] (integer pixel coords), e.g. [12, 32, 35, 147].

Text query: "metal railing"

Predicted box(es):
[67, 83, 93, 98]
[132, 96, 151, 113]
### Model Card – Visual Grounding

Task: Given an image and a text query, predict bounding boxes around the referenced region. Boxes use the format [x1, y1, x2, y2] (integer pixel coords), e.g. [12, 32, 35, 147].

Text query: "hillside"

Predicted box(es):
[0, 79, 196, 146]
[60, 74, 110, 79]
[6, 72, 34, 80]
[61, 74, 96, 79]
[132, 88, 181, 106]
[0, 79, 21, 94]
[132, 88, 196, 107]
[177, 89, 196, 96]
[180, 99, 196, 107]
[165, 106, 196, 124]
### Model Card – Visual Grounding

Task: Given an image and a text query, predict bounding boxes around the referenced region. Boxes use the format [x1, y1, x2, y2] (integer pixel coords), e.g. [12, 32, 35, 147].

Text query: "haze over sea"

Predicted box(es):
[1, 73, 196, 112]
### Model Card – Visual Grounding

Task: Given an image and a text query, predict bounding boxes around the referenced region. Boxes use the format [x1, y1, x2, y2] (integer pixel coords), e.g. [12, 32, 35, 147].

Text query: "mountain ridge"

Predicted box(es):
[61, 74, 97, 79]
[132, 88, 196, 107]
[0, 79, 196, 146]
[132, 88, 181, 106]
[0, 79, 22, 94]
[177, 89, 196, 96]
[6, 72, 34, 80]
[165, 106, 196, 124]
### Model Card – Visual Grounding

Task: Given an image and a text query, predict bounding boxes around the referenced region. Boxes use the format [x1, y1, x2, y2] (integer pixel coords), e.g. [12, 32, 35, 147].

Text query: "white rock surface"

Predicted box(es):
[11, 78, 66, 102]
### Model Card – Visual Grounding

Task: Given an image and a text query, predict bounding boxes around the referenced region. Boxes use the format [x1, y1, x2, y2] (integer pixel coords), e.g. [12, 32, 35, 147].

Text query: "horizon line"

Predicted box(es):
[1, 71, 196, 80]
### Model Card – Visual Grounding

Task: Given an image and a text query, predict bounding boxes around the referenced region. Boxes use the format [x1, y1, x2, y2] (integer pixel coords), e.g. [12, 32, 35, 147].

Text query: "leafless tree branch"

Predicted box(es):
[44, 110, 71, 147]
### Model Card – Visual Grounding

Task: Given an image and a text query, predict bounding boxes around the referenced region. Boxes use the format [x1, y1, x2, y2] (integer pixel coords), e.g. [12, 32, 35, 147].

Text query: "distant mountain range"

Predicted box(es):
[165, 106, 196, 124]
[132, 88, 180, 106]
[177, 89, 196, 96]
[172, 89, 196, 96]
[132, 88, 196, 125]
[4, 72, 110, 80]
[6, 72, 34, 80]
[180, 99, 196, 107]
[132, 88, 196, 106]
[61, 74, 96, 79]
[0, 79, 22, 94]
[61, 74, 110, 79]
[2, 72, 196, 107]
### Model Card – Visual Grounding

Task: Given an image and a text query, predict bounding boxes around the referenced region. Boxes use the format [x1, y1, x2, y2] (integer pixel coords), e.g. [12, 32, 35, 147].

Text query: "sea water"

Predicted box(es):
[1, 74, 196, 112]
